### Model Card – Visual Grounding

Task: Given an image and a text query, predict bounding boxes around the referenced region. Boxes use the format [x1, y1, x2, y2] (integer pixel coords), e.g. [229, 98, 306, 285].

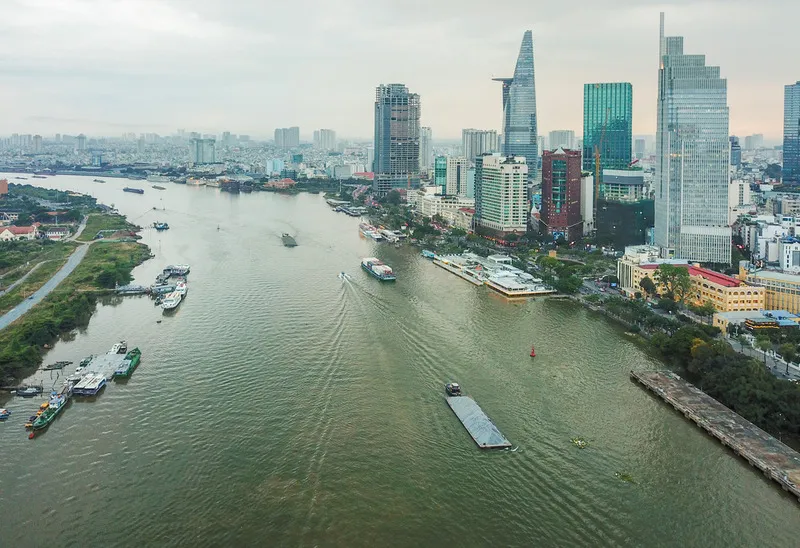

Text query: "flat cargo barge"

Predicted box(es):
[631, 370, 800, 502]
[446, 396, 511, 449]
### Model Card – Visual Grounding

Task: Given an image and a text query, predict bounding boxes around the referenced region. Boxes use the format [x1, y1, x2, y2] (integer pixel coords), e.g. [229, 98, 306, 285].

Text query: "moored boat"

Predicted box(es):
[31, 387, 71, 431]
[72, 374, 106, 396]
[445, 382, 462, 397]
[113, 348, 142, 378]
[109, 340, 128, 354]
[15, 386, 42, 398]
[422, 250, 436, 259]
[361, 258, 396, 281]
[161, 291, 182, 310]
[175, 280, 188, 296]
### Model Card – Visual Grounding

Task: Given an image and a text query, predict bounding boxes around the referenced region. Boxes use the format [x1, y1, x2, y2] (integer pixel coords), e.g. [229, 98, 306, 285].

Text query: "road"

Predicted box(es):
[0, 243, 90, 331]
[0, 261, 44, 297]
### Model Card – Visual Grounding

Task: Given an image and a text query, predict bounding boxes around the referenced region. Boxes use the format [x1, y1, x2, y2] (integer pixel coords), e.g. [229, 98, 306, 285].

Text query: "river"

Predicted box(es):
[1, 174, 798, 546]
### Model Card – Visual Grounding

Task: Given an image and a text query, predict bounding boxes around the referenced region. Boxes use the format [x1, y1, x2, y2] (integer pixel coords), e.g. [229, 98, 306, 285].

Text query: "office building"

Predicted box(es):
[366, 146, 375, 172]
[654, 14, 731, 264]
[474, 154, 528, 234]
[435, 156, 468, 196]
[420, 127, 433, 175]
[32, 135, 42, 153]
[548, 130, 575, 150]
[583, 83, 632, 173]
[634, 138, 646, 158]
[538, 135, 547, 154]
[434, 156, 447, 192]
[373, 83, 420, 195]
[540, 148, 583, 241]
[189, 138, 216, 164]
[784, 81, 800, 183]
[76, 134, 87, 151]
[730, 136, 742, 167]
[595, 169, 653, 248]
[314, 129, 337, 150]
[462, 129, 498, 165]
[494, 30, 538, 179]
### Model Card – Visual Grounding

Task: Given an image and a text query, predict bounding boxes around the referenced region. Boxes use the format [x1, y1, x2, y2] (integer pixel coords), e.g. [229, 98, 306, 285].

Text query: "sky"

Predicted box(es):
[1, 0, 798, 142]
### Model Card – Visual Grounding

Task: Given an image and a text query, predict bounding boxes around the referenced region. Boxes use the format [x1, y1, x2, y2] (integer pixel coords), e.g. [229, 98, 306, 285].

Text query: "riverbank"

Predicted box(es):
[0, 240, 149, 384]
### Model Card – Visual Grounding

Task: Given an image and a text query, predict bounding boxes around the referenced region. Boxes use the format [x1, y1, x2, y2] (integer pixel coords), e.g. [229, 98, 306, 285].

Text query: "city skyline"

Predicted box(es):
[0, 1, 796, 140]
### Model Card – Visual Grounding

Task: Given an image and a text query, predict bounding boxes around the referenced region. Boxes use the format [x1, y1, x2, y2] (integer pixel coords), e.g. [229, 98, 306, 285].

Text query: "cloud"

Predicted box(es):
[0, 0, 797, 141]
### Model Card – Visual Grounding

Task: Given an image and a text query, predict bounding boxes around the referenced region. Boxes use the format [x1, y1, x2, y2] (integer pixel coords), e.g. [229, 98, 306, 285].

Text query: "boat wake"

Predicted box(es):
[509, 446, 521, 453]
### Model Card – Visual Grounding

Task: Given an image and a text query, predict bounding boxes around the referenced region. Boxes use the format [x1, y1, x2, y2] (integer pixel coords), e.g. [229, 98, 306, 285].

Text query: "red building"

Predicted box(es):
[540, 148, 583, 241]
[0, 178, 8, 198]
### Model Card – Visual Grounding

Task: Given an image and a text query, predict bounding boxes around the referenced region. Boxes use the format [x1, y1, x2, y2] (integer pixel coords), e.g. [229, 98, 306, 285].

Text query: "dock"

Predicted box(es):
[631, 370, 800, 501]
[83, 353, 128, 380]
[446, 396, 512, 449]
[433, 259, 484, 286]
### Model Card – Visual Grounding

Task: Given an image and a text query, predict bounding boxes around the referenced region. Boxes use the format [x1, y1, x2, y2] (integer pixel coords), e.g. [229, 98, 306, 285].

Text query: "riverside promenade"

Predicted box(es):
[631, 369, 800, 502]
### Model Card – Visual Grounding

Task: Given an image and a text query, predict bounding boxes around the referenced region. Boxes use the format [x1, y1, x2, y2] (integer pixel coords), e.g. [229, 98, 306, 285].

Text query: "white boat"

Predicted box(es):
[109, 341, 128, 354]
[175, 280, 188, 296]
[161, 291, 182, 310]
[358, 223, 384, 241]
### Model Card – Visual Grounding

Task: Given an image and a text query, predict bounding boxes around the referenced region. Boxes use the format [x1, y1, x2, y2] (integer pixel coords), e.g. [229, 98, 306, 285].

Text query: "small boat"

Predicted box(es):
[175, 280, 188, 296]
[445, 382, 462, 397]
[153, 222, 169, 231]
[530, 345, 536, 357]
[43, 360, 72, 370]
[32, 175, 47, 179]
[93, 179, 106, 183]
[571, 437, 588, 449]
[15, 386, 42, 398]
[109, 340, 128, 354]
[0, 408, 11, 420]
[281, 233, 297, 247]
[338, 272, 348, 280]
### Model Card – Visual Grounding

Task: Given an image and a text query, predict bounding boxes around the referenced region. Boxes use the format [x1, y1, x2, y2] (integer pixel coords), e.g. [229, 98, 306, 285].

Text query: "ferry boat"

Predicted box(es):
[358, 223, 384, 241]
[163, 264, 190, 276]
[109, 340, 128, 354]
[123, 187, 144, 194]
[151, 283, 176, 295]
[361, 258, 396, 281]
[0, 408, 11, 420]
[31, 387, 71, 430]
[175, 280, 188, 296]
[113, 348, 142, 378]
[73, 373, 106, 396]
[153, 222, 169, 230]
[161, 291, 182, 310]
[281, 233, 297, 247]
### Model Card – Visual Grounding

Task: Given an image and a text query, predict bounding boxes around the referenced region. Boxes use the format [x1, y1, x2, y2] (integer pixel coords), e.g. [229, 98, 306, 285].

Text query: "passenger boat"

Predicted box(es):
[72, 373, 106, 396]
[361, 258, 396, 281]
[113, 348, 142, 378]
[445, 382, 462, 397]
[0, 408, 11, 420]
[161, 291, 182, 310]
[109, 340, 128, 354]
[358, 223, 384, 241]
[163, 264, 190, 276]
[175, 280, 188, 296]
[123, 187, 144, 194]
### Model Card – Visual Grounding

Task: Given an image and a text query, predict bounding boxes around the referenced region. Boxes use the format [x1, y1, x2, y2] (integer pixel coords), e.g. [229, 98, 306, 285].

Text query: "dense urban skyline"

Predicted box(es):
[0, 0, 797, 140]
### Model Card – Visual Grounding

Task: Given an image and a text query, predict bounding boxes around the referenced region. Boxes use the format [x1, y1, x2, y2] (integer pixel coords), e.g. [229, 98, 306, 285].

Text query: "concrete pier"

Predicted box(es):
[631, 370, 800, 502]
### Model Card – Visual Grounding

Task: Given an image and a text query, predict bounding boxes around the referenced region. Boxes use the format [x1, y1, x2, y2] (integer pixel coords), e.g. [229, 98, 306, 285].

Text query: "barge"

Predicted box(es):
[31, 384, 72, 431]
[113, 348, 142, 378]
[72, 373, 106, 396]
[445, 384, 511, 449]
[361, 258, 396, 281]
[123, 187, 144, 194]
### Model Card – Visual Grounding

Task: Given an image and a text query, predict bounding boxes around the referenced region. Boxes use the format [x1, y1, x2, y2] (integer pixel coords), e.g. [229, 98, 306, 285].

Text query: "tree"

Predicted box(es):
[779, 343, 797, 374]
[639, 276, 656, 296]
[737, 334, 750, 351]
[555, 275, 582, 294]
[384, 190, 402, 206]
[654, 264, 692, 302]
[689, 300, 716, 320]
[756, 337, 772, 364]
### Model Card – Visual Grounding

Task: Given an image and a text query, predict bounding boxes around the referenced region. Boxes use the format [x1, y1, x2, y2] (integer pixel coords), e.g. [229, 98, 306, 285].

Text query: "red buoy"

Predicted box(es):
[28, 431, 35, 439]
[530, 346, 536, 357]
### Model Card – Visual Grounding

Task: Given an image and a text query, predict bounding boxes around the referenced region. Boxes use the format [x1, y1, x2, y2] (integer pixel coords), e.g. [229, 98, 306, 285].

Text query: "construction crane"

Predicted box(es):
[593, 106, 611, 233]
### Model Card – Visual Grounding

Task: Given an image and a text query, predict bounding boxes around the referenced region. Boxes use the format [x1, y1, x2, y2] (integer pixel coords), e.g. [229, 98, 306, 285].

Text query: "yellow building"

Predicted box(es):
[740, 267, 800, 314]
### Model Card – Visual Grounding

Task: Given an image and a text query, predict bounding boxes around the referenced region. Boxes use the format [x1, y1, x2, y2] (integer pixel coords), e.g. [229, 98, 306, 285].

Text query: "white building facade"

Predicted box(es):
[475, 154, 528, 234]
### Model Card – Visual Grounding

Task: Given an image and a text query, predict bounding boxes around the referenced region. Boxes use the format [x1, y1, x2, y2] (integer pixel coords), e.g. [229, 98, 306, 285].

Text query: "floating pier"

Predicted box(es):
[83, 353, 129, 380]
[631, 369, 800, 502]
[446, 396, 511, 449]
[433, 259, 484, 286]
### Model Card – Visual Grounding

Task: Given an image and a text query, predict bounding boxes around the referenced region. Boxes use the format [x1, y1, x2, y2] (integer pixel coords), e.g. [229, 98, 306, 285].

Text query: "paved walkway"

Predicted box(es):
[0, 262, 44, 297]
[0, 244, 90, 331]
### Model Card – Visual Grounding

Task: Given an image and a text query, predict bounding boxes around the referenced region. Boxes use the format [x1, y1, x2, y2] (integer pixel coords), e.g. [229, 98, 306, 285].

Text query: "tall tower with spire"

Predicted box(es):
[494, 30, 538, 179]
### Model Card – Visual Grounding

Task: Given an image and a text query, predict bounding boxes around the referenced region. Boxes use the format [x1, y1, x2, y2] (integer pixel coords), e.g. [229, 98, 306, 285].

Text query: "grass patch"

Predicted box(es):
[0, 241, 150, 383]
[77, 213, 138, 242]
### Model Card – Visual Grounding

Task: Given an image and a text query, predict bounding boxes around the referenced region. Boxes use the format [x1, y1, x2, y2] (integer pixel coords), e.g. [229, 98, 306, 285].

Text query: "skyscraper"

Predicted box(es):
[655, 13, 731, 264]
[275, 127, 300, 148]
[583, 83, 632, 173]
[76, 134, 87, 152]
[314, 129, 336, 150]
[32, 135, 42, 153]
[462, 129, 499, 164]
[784, 81, 800, 184]
[434, 156, 447, 193]
[541, 148, 583, 241]
[189, 138, 216, 164]
[474, 154, 528, 234]
[548, 130, 575, 150]
[441, 157, 468, 196]
[420, 127, 433, 175]
[494, 31, 538, 179]
[634, 138, 646, 158]
[373, 83, 420, 195]
[730, 136, 742, 167]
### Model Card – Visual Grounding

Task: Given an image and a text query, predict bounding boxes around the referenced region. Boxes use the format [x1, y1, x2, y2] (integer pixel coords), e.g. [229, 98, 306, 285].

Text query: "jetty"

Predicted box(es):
[631, 369, 800, 502]
[446, 396, 511, 449]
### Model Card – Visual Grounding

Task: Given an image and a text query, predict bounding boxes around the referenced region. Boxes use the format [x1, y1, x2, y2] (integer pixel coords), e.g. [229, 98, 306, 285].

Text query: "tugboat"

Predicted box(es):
[445, 382, 462, 397]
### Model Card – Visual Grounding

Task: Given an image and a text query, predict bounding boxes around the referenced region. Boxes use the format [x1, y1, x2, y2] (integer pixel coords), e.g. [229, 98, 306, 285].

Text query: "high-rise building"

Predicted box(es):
[654, 13, 731, 264]
[462, 129, 499, 164]
[634, 138, 646, 158]
[274, 127, 300, 148]
[538, 135, 546, 154]
[373, 83, 420, 195]
[420, 127, 433, 175]
[474, 154, 528, 234]
[433, 156, 468, 196]
[76, 134, 87, 151]
[32, 135, 42, 153]
[744, 134, 764, 150]
[366, 146, 375, 172]
[314, 129, 336, 150]
[540, 148, 583, 241]
[434, 156, 447, 192]
[730, 136, 742, 167]
[189, 138, 216, 164]
[784, 81, 800, 184]
[583, 83, 632, 174]
[274, 128, 285, 148]
[494, 30, 538, 179]
[137, 136, 145, 154]
[548, 130, 575, 150]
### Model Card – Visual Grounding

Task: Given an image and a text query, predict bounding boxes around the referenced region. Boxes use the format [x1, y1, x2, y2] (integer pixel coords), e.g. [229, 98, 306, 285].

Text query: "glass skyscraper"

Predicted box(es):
[654, 13, 731, 265]
[784, 82, 800, 184]
[373, 84, 420, 195]
[494, 31, 538, 179]
[583, 83, 632, 174]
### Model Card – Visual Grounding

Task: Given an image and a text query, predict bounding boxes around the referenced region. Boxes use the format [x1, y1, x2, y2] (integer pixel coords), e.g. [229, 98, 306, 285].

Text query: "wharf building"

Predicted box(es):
[654, 13, 731, 264]
[617, 245, 765, 313]
[373, 83, 421, 196]
[495, 30, 538, 179]
[474, 154, 528, 236]
[540, 148, 583, 242]
[462, 129, 499, 165]
[784, 81, 800, 184]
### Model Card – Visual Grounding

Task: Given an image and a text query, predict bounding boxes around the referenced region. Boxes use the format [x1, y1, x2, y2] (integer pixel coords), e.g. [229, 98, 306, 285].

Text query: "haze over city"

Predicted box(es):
[1, 0, 797, 140]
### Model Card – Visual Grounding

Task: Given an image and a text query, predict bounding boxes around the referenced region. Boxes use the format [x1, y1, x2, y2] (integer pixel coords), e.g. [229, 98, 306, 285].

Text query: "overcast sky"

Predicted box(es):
[1, 0, 797, 141]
